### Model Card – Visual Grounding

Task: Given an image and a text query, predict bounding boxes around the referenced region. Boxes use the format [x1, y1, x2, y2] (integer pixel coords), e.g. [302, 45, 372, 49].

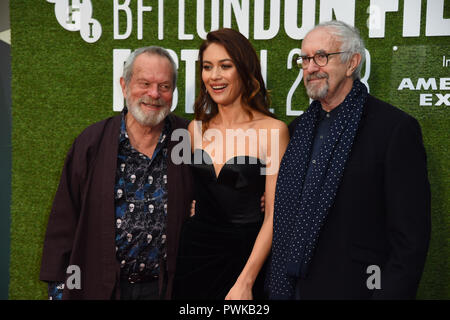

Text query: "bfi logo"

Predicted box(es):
[46, 0, 102, 43]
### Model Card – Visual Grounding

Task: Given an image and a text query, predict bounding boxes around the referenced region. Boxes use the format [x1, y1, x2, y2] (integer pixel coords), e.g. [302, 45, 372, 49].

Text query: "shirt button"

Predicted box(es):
[320, 135, 324, 139]
[312, 160, 316, 164]
[326, 113, 330, 118]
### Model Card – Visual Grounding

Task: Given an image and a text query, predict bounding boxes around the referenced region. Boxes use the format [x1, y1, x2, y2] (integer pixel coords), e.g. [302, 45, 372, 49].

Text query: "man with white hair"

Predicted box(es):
[270, 20, 430, 299]
[40, 46, 193, 299]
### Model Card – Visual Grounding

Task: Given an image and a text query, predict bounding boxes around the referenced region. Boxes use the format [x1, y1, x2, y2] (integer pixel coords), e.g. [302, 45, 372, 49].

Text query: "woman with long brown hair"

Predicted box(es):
[173, 28, 289, 300]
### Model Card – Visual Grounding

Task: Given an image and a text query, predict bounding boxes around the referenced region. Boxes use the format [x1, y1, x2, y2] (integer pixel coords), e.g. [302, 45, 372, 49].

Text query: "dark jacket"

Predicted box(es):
[40, 113, 193, 299]
[288, 95, 431, 299]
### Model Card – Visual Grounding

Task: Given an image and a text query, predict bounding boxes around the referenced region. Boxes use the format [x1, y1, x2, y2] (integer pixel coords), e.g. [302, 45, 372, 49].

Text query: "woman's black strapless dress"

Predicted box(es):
[173, 149, 267, 299]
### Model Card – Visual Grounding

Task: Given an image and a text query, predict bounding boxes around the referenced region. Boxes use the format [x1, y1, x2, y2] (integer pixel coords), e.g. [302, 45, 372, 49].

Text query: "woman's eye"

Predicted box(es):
[202, 65, 212, 70]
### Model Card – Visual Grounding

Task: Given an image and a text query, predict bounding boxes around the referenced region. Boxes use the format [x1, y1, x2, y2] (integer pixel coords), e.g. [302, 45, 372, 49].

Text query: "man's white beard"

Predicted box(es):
[127, 97, 170, 127]
[306, 72, 329, 100]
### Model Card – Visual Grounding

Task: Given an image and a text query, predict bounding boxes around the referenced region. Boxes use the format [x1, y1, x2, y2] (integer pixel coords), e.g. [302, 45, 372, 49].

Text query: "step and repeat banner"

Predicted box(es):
[10, 0, 449, 299]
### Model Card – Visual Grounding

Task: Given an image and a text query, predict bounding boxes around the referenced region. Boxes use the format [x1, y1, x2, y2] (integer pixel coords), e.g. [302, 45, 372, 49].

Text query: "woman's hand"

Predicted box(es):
[190, 200, 196, 217]
[260, 193, 265, 213]
[225, 282, 253, 300]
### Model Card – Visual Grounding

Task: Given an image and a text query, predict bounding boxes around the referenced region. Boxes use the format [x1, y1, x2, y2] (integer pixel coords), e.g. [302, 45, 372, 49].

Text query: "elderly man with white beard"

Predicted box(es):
[269, 21, 431, 300]
[40, 47, 193, 300]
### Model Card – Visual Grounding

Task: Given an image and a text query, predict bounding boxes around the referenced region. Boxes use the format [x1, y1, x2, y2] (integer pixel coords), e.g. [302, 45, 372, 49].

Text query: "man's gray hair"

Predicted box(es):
[312, 20, 366, 80]
[122, 46, 177, 89]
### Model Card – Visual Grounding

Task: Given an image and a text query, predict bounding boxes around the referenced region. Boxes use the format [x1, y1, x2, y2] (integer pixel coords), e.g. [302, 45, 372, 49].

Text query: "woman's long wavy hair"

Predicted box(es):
[194, 28, 275, 130]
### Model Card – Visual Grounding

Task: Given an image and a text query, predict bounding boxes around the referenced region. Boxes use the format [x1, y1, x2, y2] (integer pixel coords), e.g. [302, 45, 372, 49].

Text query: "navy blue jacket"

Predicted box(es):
[288, 95, 431, 299]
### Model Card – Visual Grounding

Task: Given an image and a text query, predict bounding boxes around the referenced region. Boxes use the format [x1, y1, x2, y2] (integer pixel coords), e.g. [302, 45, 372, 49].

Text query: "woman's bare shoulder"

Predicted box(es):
[255, 115, 288, 131]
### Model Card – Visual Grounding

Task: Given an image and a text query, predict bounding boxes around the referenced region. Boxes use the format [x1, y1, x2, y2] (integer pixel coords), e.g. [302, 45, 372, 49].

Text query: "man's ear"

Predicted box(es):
[346, 53, 362, 77]
[120, 77, 127, 99]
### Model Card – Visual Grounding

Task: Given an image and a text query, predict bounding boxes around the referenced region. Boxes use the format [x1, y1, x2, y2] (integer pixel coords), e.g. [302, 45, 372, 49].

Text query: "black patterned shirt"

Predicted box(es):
[48, 110, 170, 299]
[115, 110, 170, 278]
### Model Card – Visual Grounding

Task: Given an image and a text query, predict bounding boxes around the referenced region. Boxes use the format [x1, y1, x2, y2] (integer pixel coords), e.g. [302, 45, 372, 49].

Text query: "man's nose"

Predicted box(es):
[306, 59, 320, 73]
[146, 84, 160, 99]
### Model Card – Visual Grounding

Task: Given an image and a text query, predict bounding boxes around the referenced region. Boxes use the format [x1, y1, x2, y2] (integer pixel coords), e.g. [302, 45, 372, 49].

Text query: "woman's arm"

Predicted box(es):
[225, 120, 289, 300]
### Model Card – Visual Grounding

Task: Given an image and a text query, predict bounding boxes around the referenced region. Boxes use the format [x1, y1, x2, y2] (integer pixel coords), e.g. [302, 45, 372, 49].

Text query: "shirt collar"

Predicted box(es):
[318, 104, 341, 121]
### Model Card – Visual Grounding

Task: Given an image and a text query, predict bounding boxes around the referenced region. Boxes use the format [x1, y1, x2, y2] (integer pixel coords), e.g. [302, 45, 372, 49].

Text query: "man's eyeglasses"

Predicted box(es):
[295, 52, 348, 68]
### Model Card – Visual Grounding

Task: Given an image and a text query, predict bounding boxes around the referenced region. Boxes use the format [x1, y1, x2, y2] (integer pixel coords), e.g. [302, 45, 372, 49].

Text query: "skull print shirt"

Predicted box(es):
[114, 110, 170, 279]
[48, 110, 171, 299]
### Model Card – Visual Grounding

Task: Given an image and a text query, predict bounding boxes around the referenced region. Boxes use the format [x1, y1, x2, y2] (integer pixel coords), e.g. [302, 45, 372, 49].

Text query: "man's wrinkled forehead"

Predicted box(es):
[131, 53, 173, 82]
[302, 27, 341, 52]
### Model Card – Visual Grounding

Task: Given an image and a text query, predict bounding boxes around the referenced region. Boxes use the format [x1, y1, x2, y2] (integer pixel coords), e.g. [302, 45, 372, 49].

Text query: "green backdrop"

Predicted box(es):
[9, 0, 449, 299]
